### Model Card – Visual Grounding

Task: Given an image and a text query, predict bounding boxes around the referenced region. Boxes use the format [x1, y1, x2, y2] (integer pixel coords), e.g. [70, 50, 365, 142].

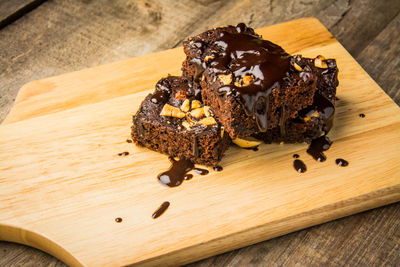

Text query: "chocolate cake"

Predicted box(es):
[131, 76, 231, 166]
[182, 23, 319, 139]
[255, 55, 338, 143]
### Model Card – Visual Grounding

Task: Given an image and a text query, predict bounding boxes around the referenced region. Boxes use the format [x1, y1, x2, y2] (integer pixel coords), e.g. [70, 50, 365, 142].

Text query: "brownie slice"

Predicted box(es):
[255, 55, 339, 143]
[182, 23, 318, 139]
[131, 76, 230, 166]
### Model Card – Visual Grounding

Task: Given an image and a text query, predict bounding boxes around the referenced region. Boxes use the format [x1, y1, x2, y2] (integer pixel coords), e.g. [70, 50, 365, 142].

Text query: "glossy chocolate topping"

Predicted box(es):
[299, 92, 335, 133]
[158, 157, 194, 187]
[307, 135, 332, 162]
[152, 201, 170, 219]
[335, 158, 349, 167]
[293, 159, 307, 173]
[211, 30, 291, 131]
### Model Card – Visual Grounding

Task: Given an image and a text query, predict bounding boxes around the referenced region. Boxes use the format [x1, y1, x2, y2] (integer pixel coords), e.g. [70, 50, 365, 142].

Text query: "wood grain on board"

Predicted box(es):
[0, 18, 399, 267]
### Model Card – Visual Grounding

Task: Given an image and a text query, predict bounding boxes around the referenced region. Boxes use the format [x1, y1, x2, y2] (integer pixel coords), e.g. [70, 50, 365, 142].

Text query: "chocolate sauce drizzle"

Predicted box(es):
[193, 168, 209, 175]
[335, 158, 349, 167]
[152, 201, 170, 219]
[359, 113, 365, 118]
[293, 154, 299, 158]
[213, 165, 223, 171]
[298, 92, 335, 133]
[115, 217, 122, 223]
[158, 157, 194, 187]
[307, 135, 332, 162]
[118, 152, 129, 156]
[293, 159, 307, 173]
[201, 26, 291, 132]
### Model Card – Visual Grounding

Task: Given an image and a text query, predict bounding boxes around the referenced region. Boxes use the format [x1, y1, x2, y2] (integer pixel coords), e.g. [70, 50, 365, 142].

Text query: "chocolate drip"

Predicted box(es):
[307, 135, 332, 162]
[115, 217, 122, 223]
[359, 113, 365, 118]
[118, 152, 129, 156]
[209, 30, 290, 132]
[293, 159, 307, 173]
[152, 201, 170, 219]
[299, 93, 335, 134]
[213, 165, 223, 171]
[158, 157, 194, 187]
[193, 168, 209, 175]
[126, 139, 132, 143]
[184, 174, 193, 180]
[336, 158, 349, 167]
[293, 154, 299, 158]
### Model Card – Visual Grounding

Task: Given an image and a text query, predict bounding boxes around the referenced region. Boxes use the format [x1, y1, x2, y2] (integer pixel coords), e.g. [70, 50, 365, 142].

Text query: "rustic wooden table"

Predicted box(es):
[0, 0, 399, 266]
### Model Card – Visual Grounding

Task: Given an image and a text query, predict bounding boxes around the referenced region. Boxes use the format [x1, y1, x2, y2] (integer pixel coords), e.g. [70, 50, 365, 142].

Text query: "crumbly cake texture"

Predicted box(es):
[182, 23, 319, 139]
[131, 76, 231, 166]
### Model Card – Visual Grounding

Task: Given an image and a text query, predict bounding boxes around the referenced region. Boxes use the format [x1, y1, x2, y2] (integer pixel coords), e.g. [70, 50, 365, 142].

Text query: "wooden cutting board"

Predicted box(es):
[0, 18, 399, 267]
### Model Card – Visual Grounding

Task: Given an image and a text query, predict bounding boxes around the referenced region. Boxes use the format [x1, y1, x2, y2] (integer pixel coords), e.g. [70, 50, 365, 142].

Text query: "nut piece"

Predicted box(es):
[197, 117, 217, 126]
[182, 121, 192, 130]
[175, 90, 187, 100]
[293, 62, 303, 71]
[203, 106, 212, 117]
[180, 99, 190, 112]
[242, 75, 253, 86]
[314, 55, 328, 69]
[191, 100, 202, 109]
[218, 74, 233, 85]
[303, 111, 319, 122]
[189, 107, 205, 119]
[232, 137, 262, 148]
[204, 55, 215, 62]
[160, 104, 185, 118]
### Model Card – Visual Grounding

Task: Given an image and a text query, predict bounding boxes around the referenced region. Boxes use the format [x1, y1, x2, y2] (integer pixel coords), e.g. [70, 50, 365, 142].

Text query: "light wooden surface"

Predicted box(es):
[0, 18, 399, 267]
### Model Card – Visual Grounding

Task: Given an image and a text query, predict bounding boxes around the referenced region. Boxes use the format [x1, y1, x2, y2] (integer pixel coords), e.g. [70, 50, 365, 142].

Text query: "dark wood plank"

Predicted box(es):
[0, 0, 46, 29]
[356, 13, 400, 104]
[0, 0, 399, 266]
[186, 203, 400, 267]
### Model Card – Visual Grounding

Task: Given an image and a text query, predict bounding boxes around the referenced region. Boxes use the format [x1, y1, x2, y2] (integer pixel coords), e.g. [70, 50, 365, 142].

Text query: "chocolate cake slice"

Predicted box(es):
[182, 23, 318, 139]
[255, 55, 339, 143]
[131, 76, 231, 166]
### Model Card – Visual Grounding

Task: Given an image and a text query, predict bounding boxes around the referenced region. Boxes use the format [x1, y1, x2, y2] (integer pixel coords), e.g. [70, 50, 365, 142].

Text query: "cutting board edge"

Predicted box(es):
[0, 223, 84, 267]
[2, 183, 397, 267]
[133, 184, 400, 267]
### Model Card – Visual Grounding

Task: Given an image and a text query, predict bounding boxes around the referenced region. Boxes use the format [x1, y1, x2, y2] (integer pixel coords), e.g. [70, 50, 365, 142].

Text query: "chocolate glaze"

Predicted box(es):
[206, 28, 290, 132]
[118, 151, 129, 156]
[307, 135, 332, 162]
[336, 158, 349, 167]
[193, 168, 209, 175]
[294, 159, 307, 173]
[158, 157, 194, 187]
[152, 201, 170, 219]
[184, 174, 193, 180]
[299, 92, 335, 133]
[293, 154, 299, 158]
[213, 165, 223, 171]
[359, 113, 365, 118]
[115, 217, 122, 223]
[126, 139, 133, 143]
